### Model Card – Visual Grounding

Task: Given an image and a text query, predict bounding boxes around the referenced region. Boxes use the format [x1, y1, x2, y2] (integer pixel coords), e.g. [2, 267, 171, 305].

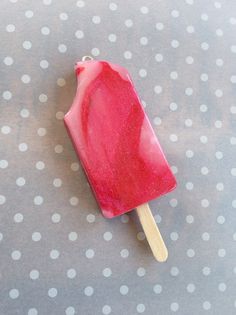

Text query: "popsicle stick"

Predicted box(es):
[136, 203, 168, 262]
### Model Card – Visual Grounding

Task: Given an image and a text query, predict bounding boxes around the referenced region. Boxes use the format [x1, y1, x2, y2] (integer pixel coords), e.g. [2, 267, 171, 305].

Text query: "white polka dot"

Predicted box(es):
[32, 232, 41, 242]
[34, 196, 43, 205]
[86, 214, 95, 223]
[171, 40, 180, 48]
[137, 304, 145, 313]
[186, 25, 195, 33]
[201, 167, 209, 175]
[215, 151, 224, 160]
[155, 214, 162, 223]
[28, 308, 38, 315]
[124, 19, 133, 27]
[51, 213, 61, 223]
[171, 10, 180, 18]
[216, 183, 224, 191]
[21, 74, 31, 84]
[103, 268, 112, 277]
[156, 22, 164, 30]
[56, 111, 64, 120]
[67, 268, 76, 279]
[39, 94, 48, 103]
[153, 117, 162, 126]
[216, 58, 224, 67]
[185, 182, 194, 190]
[120, 249, 129, 258]
[18, 143, 28, 152]
[218, 283, 227, 292]
[36, 161, 45, 170]
[103, 231, 112, 241]
[85, 249, 94, 259]
[30, 270, 39, 280]
[16, 177, 26, 187]
[201, 199, 210, 208]
[231, 45, 236, 53]
[170, 71, 178, 80]
[200, 135, 208, 144]
[230, 105, 236, 114]
[201, 42, 209, 50]
[187, 249, 195, 257]
[185, 119, 193, 127]
[201, 73, 208, 81]
[59, 12, 68, 21]
[140, 36, 148, 46]
[170, 302, 179, 312]
[186, 283, 195, 293]
[0, 160, 8, 169]
[233, 233, 236, 240]
[20, 108, 30, 118]
[43, 0, 52, 4]
[137, 231, 146, 241]
[23, 40, 32, 50]
[229, 17, 236, 25]
[58, 44, 67, 53]
[9, 289, 19, 299]
[170, 232, 179, 241]
[123, 51, 132, 59]
[102, 305, 111, 315]
[216, 28, 223, 36]
[139, 69, 147, 78]
[137, 267, 146, 277]
[69, 197, 79, 206]
[169, 198, 178, 208]
[108, 33, 117, 43]
[37, 128, 47, 137]
[13, 213, 23, 223]
[153, 284, 162, 294]
[218, 248, 226, 257]
[40, 60, 49, 69]
[202, 266, 211, 276]
[169, 134, 178, 142]
[155, 53, 163, 62]
[202, 232, 210, 241]
[154, 85, 162, 94]
[2, 90, 12, 100]
[25, 10, 34, 18]
[92, 16, 101, 24]
[3, 56, 14, 65]
[120, 214, 129, 223]
[230, 167, 236, 176]
[171, 166, 178, 174]
[230, 137, 236, 145]
[65, 307, 75, 315]
[11, 250, 21, 260]
[214, 1, 222, 9]
[41, 26, 50, 35]
[120, 285, 129, 295]
[76, 0, 85, 7]
[1, 126, 11, 134]
[50, 249, 60, 259]
[54, 144, 63, 153]
[57, 78, 66, 87]
[185, 87, 193, 96]
[53, 178, 62, 188]
[91, 47, 100, 56]
[48, 288, 58, 298]
[186, 56, 194, 64]
[203, 301, 211, 310]
[0, 195, 6, 205]
[140, 6, 149, 14]
[6, 24, 15, 32]
[68, 232, 78, 241]
[170, 102, 178, 111]
[84, 286, 94, 296]
[75, 30, 84, 39]
[186, 215, 194, 224]
[215, 89, 223, 97]
[170, 267, 179, 276]
[200, 104, 208, 112]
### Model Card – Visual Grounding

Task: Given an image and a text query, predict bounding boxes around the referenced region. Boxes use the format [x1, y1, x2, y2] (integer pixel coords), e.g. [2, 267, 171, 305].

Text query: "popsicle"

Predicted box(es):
[64, 56, 176, 261]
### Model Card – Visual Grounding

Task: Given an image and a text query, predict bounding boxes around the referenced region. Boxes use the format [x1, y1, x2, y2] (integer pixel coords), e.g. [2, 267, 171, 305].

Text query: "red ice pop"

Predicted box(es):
[64, 57, 176, 261]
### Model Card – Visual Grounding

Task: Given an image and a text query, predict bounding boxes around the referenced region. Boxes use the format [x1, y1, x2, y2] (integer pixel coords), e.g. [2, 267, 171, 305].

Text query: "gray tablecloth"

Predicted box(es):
[1, 0, 236, 314]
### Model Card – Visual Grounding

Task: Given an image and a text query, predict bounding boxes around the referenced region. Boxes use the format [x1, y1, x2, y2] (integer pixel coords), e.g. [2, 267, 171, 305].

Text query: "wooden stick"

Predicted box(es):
[136, 203, 168, 262]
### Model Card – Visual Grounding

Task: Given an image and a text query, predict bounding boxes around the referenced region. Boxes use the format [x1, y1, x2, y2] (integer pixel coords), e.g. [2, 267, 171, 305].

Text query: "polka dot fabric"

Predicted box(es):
[0, 0, 236, 314]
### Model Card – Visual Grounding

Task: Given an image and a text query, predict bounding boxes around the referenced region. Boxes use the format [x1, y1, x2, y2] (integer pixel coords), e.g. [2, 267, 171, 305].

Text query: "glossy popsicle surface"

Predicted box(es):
[64, 60, 176, 218]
